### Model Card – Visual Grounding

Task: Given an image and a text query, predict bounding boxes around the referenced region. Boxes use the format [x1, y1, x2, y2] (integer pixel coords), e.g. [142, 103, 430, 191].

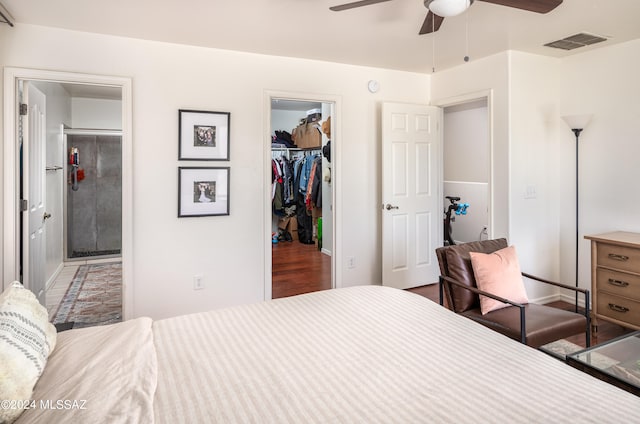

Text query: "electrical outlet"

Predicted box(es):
[347, 256, 355, 269]
[193, 274, 204, 290]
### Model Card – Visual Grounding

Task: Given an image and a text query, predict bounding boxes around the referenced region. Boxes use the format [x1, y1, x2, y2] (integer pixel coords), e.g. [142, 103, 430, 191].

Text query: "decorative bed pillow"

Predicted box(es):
[469, 246, 529, 315]
[0, 282, 57, 424]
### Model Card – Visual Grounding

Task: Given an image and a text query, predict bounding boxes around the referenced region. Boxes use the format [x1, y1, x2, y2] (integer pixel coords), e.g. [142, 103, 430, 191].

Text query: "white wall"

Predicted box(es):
[558, 39, 640, 294]
[271, 109, 308, 136]
[71, 97, 121, 130]
[508, 51, 562, 300]
[443, 100, 489, 182]
[1, 24, 430, 319]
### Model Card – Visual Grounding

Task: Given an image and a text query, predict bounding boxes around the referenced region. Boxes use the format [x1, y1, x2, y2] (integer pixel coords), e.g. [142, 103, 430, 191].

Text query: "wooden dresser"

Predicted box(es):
[585, 231, 640, 332]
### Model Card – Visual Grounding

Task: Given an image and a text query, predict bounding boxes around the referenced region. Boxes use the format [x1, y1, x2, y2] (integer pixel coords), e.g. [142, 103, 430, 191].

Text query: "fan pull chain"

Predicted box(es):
[432, 16, 436, 73]
[464, 9, 470, 63]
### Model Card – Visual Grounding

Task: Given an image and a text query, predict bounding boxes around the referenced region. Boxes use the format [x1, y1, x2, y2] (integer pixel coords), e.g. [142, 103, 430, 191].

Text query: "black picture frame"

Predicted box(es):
[178, 167, 230, 217]
[178, 109, 230, 160]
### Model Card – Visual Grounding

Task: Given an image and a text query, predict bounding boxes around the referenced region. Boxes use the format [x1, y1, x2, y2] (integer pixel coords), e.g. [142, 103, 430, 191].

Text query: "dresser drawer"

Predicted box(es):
[597, 243, 640, 274]
[596, 268, 640, 301]
[597, 292, 640, 327]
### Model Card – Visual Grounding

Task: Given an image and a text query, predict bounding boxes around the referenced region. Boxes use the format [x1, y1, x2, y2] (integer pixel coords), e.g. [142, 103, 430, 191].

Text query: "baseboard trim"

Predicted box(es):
[45, 262, 64, 291]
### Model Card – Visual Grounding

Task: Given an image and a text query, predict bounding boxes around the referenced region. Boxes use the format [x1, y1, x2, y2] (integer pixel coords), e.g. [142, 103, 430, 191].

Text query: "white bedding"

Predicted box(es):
[153, 286, 640, 422]
[16, 317, 157, 424]
[15, 286, 640, 423]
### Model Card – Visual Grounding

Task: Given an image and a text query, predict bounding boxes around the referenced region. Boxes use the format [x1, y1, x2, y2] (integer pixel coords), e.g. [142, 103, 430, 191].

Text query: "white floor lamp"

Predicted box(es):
[561, 114, 593, 312]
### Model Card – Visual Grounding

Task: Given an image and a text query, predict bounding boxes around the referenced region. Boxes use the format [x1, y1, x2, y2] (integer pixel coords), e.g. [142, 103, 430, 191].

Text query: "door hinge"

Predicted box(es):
[20, 199, 28, 212]
[19, 103, 28, 116]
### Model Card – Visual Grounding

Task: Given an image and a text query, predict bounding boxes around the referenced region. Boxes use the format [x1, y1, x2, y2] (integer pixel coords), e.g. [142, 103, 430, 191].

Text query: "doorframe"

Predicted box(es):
[263, 90, 342, 300]
[3, 67, 134, 319]
[432, 89, 494, 240]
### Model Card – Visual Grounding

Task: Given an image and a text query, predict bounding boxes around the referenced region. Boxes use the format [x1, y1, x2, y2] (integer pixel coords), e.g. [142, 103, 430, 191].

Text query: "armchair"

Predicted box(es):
[436, 238, 591, 348]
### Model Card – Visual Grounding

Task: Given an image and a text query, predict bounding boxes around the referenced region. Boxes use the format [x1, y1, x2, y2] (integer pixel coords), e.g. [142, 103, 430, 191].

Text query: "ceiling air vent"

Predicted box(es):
[544, 32, 607, 51]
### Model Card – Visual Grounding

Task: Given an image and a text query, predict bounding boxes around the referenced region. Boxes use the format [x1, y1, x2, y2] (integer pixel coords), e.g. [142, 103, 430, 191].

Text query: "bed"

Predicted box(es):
[4, 284, 640, 423]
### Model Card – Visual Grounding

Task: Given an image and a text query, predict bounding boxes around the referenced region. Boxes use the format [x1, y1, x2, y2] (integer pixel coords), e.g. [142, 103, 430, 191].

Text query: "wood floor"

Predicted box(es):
[407, 283, 634, 348]
[272, 239, 331, 299]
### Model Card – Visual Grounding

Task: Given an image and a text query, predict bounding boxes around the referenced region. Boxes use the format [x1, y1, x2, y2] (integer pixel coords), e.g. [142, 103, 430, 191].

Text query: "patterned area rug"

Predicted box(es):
[52, 262, 122, 328]
[540, 339, 584, 359]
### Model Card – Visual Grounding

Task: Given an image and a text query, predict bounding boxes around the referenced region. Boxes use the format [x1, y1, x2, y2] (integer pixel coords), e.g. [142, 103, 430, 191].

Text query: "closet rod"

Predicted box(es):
[271, 146, 320, 151]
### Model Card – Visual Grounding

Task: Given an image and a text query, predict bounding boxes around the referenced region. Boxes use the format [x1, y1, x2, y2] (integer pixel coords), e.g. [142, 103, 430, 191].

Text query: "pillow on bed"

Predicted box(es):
[0, 282, 57, 424]
[469, 246, 529, 315]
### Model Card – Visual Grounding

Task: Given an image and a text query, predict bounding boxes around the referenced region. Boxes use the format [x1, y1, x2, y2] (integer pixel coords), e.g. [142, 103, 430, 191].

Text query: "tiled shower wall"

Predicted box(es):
[67, 135, 122, 258]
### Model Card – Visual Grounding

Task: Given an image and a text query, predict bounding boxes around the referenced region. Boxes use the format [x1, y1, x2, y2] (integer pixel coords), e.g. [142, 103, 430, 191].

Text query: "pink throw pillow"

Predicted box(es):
[469, 245, 529, 315]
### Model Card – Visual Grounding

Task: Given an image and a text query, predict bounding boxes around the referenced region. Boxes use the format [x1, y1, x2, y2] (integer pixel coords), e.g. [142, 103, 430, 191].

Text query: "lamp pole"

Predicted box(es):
[562, 113, 592, 313]
[572, 128, 583, 313]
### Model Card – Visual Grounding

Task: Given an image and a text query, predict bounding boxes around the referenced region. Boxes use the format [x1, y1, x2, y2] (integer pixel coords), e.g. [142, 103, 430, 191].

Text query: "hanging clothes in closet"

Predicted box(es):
[272, 149, 321, 244]
[295, 152, 321, 244]
[271, 154, 295, 217]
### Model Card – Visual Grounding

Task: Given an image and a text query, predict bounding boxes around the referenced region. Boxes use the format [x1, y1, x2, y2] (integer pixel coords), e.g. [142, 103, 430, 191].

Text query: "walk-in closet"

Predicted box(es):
[270, 99, 333, 298]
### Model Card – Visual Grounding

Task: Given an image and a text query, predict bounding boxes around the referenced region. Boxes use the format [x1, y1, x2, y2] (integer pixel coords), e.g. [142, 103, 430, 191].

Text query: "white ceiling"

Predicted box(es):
[2, 0, 640, 73]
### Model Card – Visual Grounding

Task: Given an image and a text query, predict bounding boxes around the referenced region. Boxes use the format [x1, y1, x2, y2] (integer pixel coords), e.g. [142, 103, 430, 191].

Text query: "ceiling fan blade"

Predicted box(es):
[419, 11, 445, 35]
[329, 0, 393, 12]
[479, 0, 563, 14]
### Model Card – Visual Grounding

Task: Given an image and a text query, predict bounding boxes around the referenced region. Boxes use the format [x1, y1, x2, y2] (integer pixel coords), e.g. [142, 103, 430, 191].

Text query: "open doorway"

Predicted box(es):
[24, 80, 122, 326]
[3, 67, 133, 324]
[440, 97, 491, 245]
[269, 98, 334, 298]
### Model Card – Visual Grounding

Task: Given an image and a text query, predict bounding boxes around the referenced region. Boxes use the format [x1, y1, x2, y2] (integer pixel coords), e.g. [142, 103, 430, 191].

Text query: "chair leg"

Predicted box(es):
[438, 276, 444, 306]
[519, 306, 526, 344]
[584, 291, 591, 347]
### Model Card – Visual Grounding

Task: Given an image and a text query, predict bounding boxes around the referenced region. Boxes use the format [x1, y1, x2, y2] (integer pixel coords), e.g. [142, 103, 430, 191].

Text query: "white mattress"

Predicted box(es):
[152, 286, 640, 423]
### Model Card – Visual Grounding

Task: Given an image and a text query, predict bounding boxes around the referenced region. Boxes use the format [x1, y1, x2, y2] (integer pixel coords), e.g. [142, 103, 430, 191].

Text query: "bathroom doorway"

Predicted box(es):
[3, 67, 133, 319]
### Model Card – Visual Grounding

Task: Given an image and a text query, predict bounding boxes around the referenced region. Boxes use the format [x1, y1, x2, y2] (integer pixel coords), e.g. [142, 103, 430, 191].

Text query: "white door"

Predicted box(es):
[382, 103, 441, 289]
[22, 82, 48, 305]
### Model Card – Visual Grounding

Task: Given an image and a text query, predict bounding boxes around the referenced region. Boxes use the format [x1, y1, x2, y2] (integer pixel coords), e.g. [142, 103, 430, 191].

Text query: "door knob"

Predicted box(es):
[43, 212, 52, 221]
[385, 204, 399, 210]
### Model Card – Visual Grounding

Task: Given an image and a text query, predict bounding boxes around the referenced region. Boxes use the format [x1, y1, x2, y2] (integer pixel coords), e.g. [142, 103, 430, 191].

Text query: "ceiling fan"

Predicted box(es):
[329, 0, 563, 35]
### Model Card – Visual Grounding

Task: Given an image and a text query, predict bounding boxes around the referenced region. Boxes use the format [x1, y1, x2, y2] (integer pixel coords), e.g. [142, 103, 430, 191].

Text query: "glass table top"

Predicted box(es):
[568, 331, 640, 389]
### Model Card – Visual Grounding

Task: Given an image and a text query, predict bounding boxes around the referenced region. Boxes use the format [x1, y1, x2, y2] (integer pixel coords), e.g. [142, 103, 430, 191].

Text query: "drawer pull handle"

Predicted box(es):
[608, 303, 630, 313]
[608, 253, 629, 261]
[608, 278, 630, 288]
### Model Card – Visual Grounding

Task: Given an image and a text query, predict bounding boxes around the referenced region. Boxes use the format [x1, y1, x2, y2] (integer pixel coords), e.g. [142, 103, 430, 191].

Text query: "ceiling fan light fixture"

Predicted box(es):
[425, 0, 472, 18]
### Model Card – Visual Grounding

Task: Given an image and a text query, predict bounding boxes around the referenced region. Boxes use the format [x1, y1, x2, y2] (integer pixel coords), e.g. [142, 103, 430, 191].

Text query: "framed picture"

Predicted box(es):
[178, 167, 230, 217]
[179, 109, 230, 160]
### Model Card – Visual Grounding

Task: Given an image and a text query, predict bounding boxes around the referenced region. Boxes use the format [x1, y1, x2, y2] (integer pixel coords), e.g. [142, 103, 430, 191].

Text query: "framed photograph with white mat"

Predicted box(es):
[178, 167, 230, 217]
[179, 109, 230, 160]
